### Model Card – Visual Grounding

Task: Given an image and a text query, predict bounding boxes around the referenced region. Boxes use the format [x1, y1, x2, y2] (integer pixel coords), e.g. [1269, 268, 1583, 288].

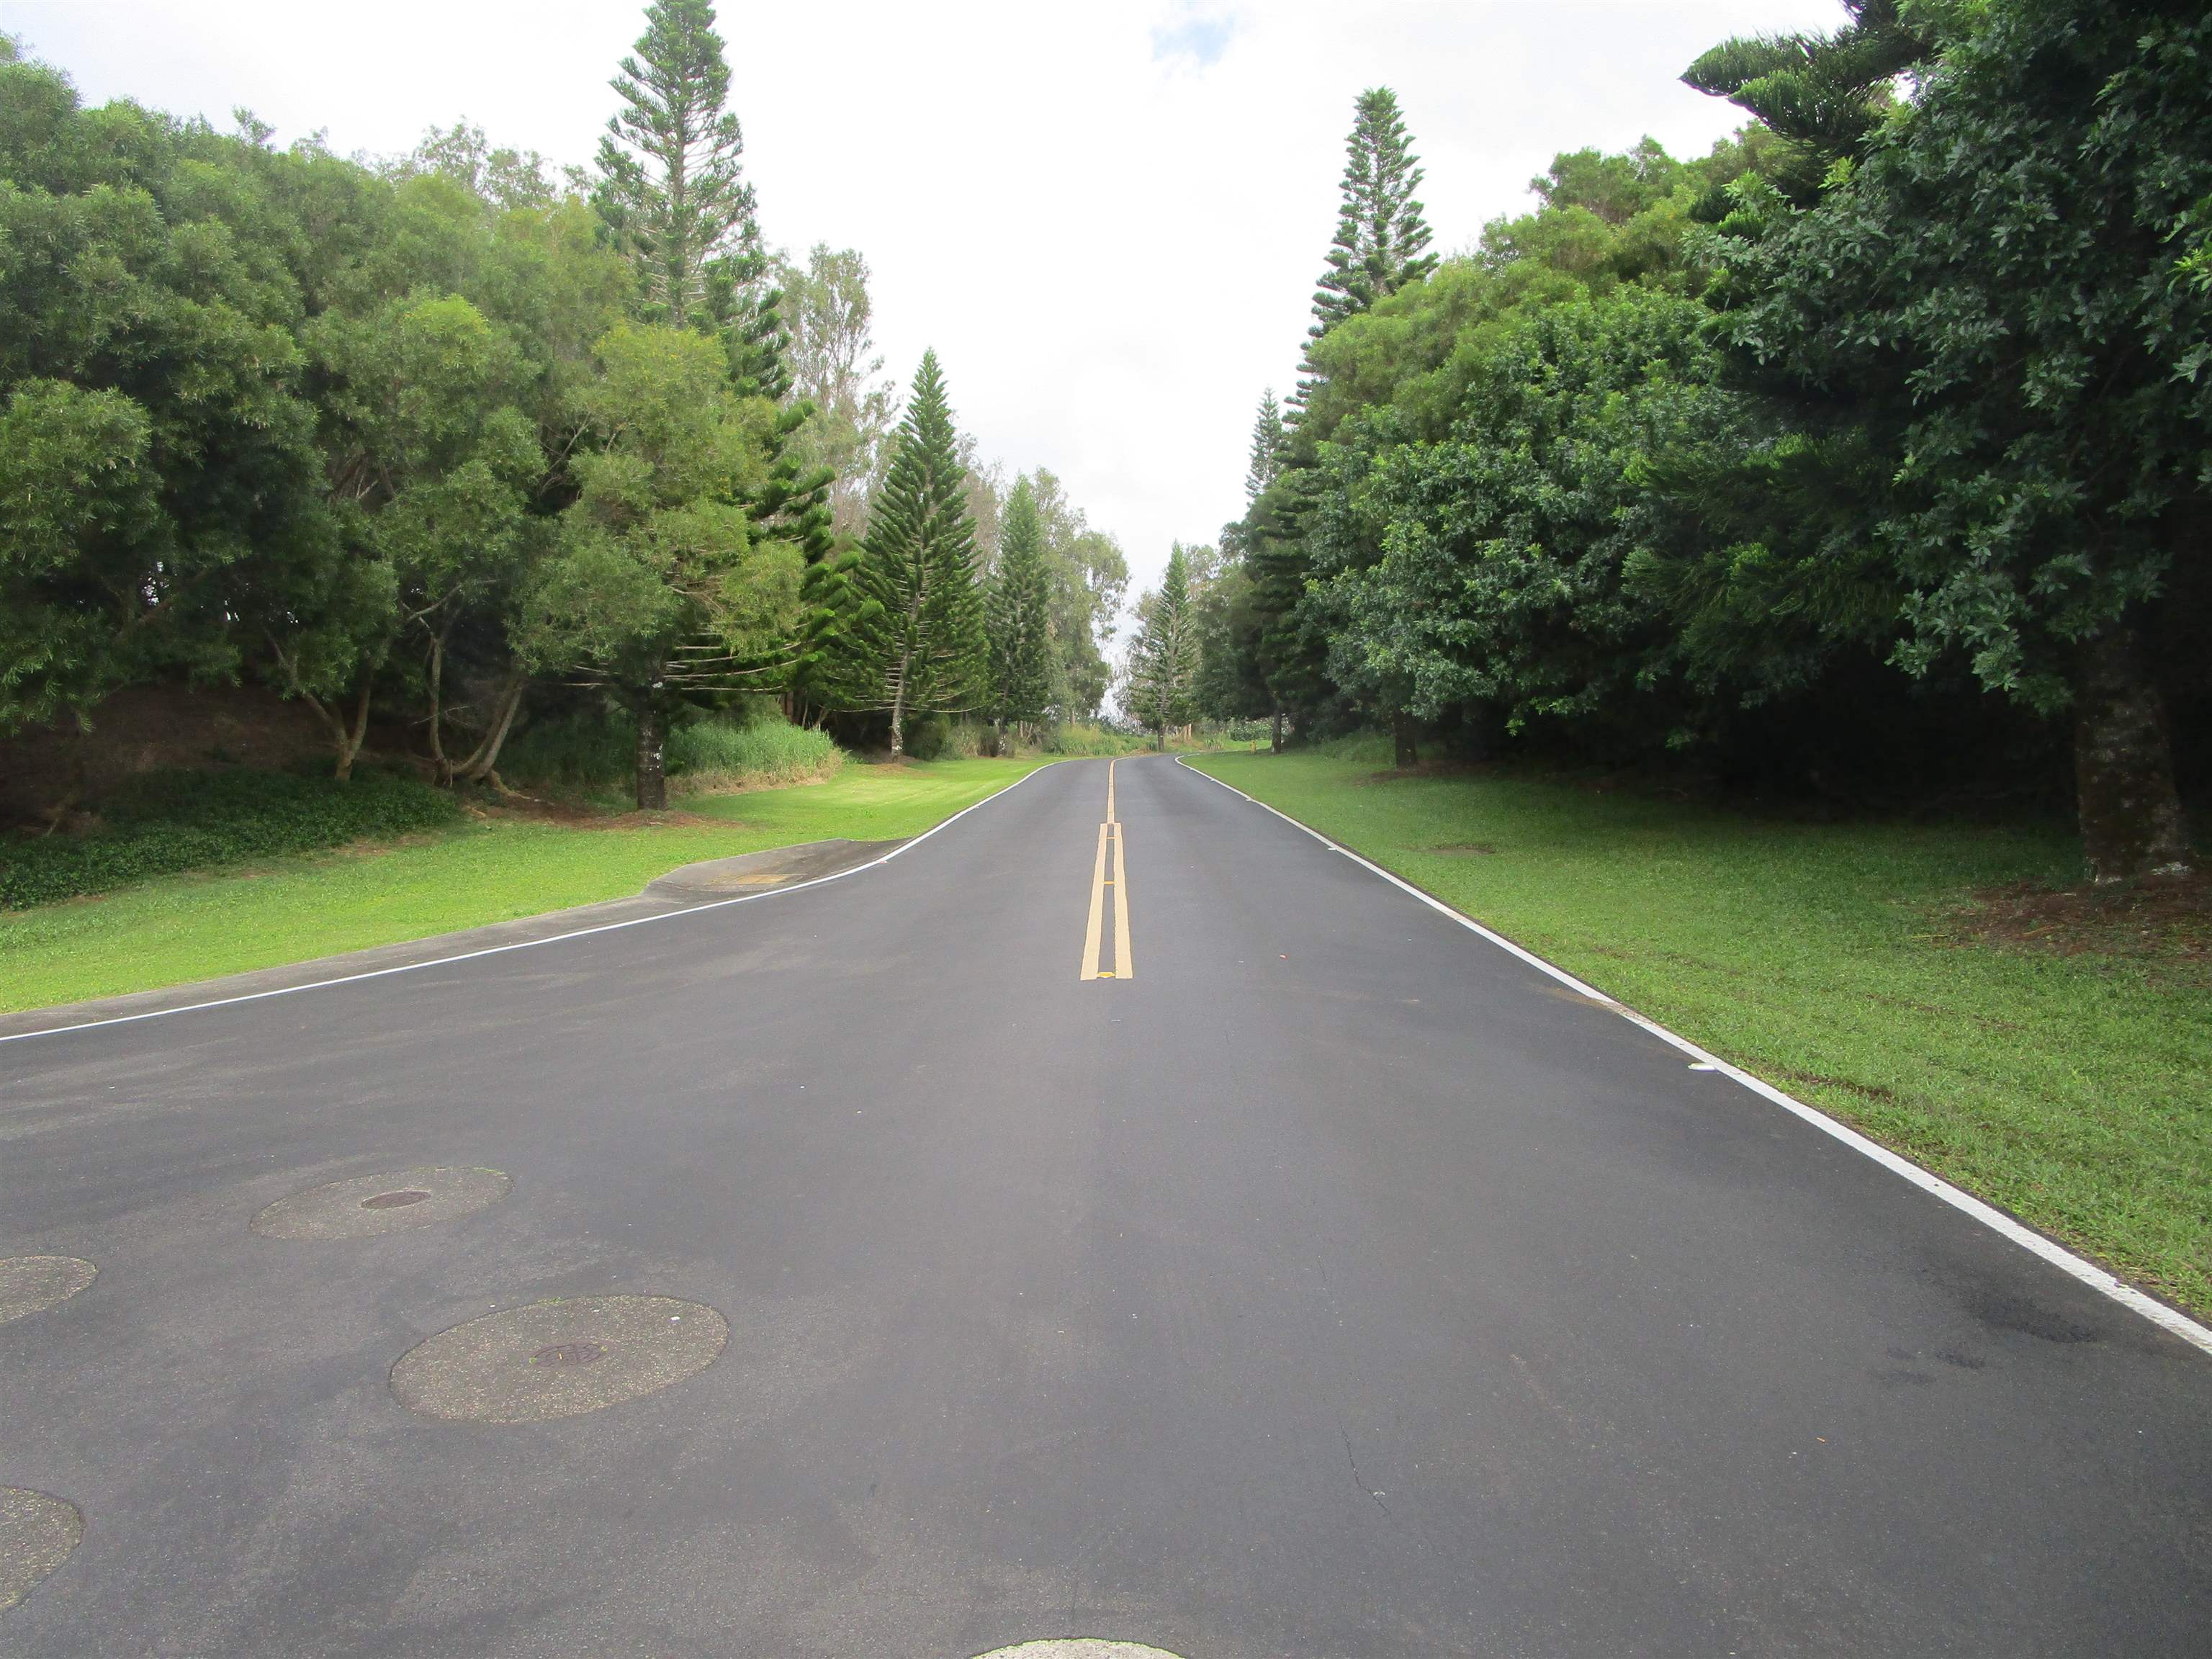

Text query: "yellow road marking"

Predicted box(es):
[1080, 760, 1133, 981]
[1080, 822, 1109, 979]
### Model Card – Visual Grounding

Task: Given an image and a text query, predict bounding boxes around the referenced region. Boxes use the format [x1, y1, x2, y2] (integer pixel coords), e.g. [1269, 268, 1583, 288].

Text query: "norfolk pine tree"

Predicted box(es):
[986, 476, 1056, 739]
[832, 351, 985, 756]
[595, 0, 764, 335]
[1128, 546, 1200, 750]
[1298, 88, 1437, 406]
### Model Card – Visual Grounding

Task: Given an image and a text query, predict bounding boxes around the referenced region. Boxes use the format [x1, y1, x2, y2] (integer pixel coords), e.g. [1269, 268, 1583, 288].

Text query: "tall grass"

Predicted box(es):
[668, 720, 840, 792]
[500, 707, 841, 799]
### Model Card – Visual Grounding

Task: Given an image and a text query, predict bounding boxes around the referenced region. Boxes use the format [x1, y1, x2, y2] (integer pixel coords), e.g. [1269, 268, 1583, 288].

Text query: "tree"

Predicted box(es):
[593, 0, 768, 339]
[1300, 87, 1437, 405]
[986, 477, 1056, 736]
[827, 350, 986, 755]
[1127, 545, 1200, 749]
[518, 323, 804, 808]
[1697, 0, 2208, 878]
[1245, 389, 1285, 505]
[1026, 468, 1129, 719]
[778, 243, 899, 539]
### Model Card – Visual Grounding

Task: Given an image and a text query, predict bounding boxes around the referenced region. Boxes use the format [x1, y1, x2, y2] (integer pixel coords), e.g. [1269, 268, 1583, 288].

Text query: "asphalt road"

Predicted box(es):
[2, 755, 2207, 1658]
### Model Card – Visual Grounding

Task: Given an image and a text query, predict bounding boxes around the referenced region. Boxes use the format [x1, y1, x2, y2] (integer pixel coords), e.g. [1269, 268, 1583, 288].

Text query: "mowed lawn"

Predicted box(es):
[0, 757, 1053, 1016]
[1188, 747, 2212, 1320]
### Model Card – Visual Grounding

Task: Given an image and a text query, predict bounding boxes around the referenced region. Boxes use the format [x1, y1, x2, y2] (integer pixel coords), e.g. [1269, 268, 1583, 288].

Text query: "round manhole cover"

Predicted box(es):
[360, 1190, 432, 1210]
[390, 1296, 725, 1422]
[531, 1341, 608, 1367]
[0, 1257, 97, 1327]
[252, 1167, 510, 1238]
[0, 1488, 82, 1612]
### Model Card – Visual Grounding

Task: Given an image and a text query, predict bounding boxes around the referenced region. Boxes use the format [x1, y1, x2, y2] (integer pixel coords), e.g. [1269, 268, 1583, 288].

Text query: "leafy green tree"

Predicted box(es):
[827, 350, 986, 755]
[519, 323, 803, 806]
[1025, 468, 1129, 719]
[0, 380, 163, 730]
[986, 477, 1056, 735]
[1127, 545, 1200, 748]
[778, 243, 899, 539]
[1191, 552, 1271, 727]
[1699, 0, 2207, 878]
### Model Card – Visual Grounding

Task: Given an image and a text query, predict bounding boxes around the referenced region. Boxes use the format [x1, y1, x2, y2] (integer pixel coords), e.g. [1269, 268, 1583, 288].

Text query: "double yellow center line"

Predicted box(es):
[1080, 760, 1133, 981]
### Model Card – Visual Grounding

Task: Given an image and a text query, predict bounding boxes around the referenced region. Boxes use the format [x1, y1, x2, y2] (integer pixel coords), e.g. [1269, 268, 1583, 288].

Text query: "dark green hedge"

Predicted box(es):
[0, 768, 462, 909]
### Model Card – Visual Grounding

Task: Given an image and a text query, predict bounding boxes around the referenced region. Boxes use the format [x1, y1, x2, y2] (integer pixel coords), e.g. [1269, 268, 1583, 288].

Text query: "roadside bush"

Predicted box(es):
[498, 709, 634, 794]
[0, 767, 462, 909]
[904, 714, 950, 760]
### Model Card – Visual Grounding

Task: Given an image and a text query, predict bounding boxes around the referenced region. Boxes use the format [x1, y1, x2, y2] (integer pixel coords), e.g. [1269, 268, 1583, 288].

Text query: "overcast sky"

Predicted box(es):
[10, 0, 1843, 618]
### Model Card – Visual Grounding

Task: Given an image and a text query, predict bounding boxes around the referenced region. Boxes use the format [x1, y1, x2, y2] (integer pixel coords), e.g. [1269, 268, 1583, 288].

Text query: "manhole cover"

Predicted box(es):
[972, 1645, 1188, 1659]
[390, 1296, 726, 1422]
[531, 1341, 608, 1367]
[0, 1257, 97, 1326]
[252, 1167, 510, 1238]
[0, 1488, 81, 1612]
[360, 1190, 432, 1210]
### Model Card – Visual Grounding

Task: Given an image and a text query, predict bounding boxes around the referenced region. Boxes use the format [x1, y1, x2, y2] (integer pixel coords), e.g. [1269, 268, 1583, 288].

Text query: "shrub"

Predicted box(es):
[0, 766, 462, 909]
[904, 714, 950, 760]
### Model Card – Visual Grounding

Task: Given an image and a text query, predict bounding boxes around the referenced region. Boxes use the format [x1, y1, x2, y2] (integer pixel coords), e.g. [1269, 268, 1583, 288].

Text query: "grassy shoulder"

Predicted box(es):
[1187, 744, 2212, 1319]
[0, 756, 1052, 1015]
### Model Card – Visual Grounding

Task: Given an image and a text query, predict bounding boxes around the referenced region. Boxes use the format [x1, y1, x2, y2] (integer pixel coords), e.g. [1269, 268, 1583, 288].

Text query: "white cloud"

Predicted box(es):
[9, 0, 1848, 612]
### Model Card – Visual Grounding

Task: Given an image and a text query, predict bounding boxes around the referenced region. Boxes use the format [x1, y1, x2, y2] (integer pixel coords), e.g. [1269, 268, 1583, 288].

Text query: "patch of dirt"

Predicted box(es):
[1426, 842, 1499, 857]
[1776, 1069, 1900, 1105]
[1935, 872, 2212, 974]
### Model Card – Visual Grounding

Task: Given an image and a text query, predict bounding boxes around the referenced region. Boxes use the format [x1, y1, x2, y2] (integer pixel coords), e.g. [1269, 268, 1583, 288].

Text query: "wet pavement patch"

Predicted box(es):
[251, 1167, 511, 1239]
[973, 1645, 1188, 1659]
[0, 1257, 97, 1326]
[389, 1295, 727, 1422]
[0, 1488, 81, 1613]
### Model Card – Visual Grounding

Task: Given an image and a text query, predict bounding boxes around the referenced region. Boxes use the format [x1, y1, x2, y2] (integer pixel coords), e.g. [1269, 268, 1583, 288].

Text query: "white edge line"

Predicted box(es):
[1175, 755, 2212, 1359]
[1, 762, 1064, 1049]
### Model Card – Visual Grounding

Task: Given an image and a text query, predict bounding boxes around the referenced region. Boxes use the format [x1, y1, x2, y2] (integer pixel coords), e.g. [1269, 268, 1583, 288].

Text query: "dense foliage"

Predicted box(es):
[1187, 4, 2208, 878]
[0, 2, 1131, 831]
[0, 768, 459, 908]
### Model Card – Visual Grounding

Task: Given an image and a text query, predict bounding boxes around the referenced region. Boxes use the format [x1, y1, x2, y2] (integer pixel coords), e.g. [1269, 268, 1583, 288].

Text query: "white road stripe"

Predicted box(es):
[1175, 756, 2212, 1359]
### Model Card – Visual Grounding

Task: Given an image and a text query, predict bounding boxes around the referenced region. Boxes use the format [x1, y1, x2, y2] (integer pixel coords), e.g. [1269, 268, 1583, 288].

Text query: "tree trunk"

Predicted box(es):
[635, 698, 667, 811]
[454, 674, 526, 784]
[1393, 709, 1419, 769]
[889, 655, 909, 758]
[1271, 703, 1285, 754]
[331, 676, 373, 781]
[2073, 626, 2192, 882]
[426, 634, 449, 781]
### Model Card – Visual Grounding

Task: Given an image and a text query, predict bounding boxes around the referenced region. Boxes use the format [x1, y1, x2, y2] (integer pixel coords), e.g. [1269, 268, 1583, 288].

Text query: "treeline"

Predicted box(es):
[1161, 0, 2208, 880]
[0, 1, 1127, 815]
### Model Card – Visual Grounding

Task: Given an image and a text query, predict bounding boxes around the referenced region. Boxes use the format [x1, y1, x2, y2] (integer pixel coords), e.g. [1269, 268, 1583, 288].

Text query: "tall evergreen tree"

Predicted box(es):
[593, 0, 778, 359]
[1126, 546, 1200, 750]
[830, 350, 985, 755]
[986, 476, 1056, 734]
[1244, 390, 1285, 505]
[1298, 88, 1437, 405]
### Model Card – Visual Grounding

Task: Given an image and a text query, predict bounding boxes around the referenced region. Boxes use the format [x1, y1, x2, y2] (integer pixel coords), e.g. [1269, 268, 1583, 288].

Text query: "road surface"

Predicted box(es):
[3, 755, 2207, 1656]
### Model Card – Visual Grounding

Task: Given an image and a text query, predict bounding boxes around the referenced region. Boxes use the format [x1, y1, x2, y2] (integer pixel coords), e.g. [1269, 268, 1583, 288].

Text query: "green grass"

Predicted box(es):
[0, 757, 1051, 1015]
[1188, 743, 2212, 1318]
